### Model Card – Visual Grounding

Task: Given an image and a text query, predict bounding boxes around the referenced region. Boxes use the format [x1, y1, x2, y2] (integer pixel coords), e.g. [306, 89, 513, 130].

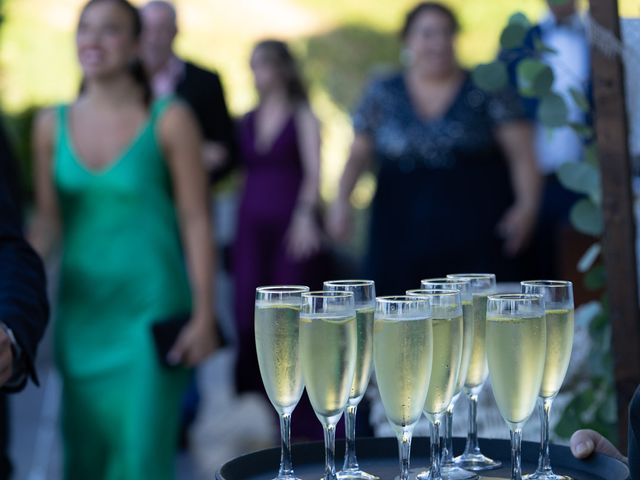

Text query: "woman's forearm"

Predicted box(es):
[181, 210, 215, 321]
[337, 136, 372, 202]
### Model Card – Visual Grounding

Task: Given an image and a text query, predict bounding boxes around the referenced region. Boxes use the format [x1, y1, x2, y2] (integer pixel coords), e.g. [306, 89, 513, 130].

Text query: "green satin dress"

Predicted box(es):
[53, 97, 191, 480]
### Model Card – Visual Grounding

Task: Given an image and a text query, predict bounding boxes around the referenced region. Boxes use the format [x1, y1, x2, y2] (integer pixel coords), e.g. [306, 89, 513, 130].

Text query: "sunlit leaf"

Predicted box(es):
[500, 23, 528, 49]
[508, 12, 531, 28]
[578, 242, 601, 273]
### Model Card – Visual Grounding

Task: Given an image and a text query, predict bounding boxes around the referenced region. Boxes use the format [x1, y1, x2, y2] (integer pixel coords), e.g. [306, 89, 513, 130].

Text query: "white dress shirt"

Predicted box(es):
[535, 13, 591, 174]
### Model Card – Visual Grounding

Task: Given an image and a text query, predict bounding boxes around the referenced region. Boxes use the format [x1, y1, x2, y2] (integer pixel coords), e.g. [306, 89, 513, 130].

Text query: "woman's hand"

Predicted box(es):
[326, 198, 352, 243]
[570, 429, 627, 463]
[286, 210, 322, 261]
[497, 202, 537, 257]
[168, 311, 218, 367]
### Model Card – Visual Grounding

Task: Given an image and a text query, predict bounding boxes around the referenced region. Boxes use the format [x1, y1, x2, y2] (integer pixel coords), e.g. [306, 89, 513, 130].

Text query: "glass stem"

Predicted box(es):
[278, 413, 295, 478]
[536, 397, 554, 474]
[510, 428, 523, 480]
[397, 428, 413, 480]
[463, 392, 481, 455]
[441, 403, 455, 465]
[323, 423, 337, 480]
[343, 404, 359, 471]
[430, 417, 443, 480]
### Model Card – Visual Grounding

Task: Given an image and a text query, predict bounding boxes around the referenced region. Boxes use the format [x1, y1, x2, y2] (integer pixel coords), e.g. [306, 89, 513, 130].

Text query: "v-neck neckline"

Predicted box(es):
[64, 104, 152, 176]
[402, 71, 468, 124]
[252, 109, 294, 156]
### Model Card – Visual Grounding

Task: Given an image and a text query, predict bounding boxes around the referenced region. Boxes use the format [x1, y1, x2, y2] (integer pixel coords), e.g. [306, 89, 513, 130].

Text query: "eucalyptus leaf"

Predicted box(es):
[509, 12, 531, 28]
[578, 243, 601, 273]
[585, 264, 606, 290]
[570, 198, 604, 236]
[517, 59, 553, 98]
[471, 61, 508, 92]
[557, 161, 601, 200]
[570, 87, 590, 113]
[500, 24, 528, 49]
[538, 93, 569, 128]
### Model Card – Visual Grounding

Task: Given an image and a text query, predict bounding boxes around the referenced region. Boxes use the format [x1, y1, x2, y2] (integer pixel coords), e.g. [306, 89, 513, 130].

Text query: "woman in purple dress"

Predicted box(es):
[233, 40, 324, 439]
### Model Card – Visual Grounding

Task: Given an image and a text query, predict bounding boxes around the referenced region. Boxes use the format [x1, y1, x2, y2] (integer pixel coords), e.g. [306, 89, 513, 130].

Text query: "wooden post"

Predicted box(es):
[589, 0, 640, 452]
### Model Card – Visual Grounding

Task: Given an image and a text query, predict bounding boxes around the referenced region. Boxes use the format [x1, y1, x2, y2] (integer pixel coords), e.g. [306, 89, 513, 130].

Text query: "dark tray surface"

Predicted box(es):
[216, 437, 629, 480]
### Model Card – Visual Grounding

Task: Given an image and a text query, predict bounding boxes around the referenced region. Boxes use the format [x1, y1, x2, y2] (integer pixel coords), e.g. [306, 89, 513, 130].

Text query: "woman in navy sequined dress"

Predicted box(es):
[328, 2, 541, 294]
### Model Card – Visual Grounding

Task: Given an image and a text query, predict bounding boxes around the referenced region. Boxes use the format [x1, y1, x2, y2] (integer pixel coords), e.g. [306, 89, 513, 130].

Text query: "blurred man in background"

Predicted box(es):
[140, 0, 236, 449]
[140, 0, 236, 183]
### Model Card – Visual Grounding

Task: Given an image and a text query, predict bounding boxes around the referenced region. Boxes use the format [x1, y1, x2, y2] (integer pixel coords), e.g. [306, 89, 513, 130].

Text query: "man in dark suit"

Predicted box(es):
[140, 0, 236, 183]
[0, 119, 49, 478]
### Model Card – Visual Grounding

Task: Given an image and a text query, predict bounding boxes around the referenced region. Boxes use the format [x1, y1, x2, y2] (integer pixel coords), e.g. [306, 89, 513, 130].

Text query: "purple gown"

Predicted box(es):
[233, 109, 325, 440]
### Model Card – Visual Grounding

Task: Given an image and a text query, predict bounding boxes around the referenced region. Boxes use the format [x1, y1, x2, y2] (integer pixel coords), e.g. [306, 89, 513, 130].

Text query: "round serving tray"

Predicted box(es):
[216, 437, 629, 480]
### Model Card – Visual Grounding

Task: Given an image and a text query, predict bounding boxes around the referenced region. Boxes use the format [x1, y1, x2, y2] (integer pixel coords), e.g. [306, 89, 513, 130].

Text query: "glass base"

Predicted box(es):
[524, 472, 572, 480]
[454, 452, 502, 471]
[336, 469, 381, 480]
[272, 476, 302, 480]
[440, 464, 479, 480]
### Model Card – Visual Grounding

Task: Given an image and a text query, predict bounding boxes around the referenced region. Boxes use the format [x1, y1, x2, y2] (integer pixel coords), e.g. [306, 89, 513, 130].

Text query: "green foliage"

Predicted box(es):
[500, 23, 528, 50]
[577, 242, 601, 273]
[516, 59, 553, 98]
[557, 161, 601, 204]
[488, 9, 618, 443]
[537, 93, 569, 127]
[508, 12, 531, 28]
[470, 61, 508, 92]
[585, 264, 607, 291]
[570, 198, 604, 236]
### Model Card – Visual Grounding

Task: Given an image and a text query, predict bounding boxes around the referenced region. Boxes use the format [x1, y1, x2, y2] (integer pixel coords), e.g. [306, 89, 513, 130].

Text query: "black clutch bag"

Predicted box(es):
[150, 313, 190, 368]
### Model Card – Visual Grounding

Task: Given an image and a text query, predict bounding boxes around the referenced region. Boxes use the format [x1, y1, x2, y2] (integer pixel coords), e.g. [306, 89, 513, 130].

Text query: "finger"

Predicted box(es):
[0, 367, 10, 387]
[570, 430, 598, 459]
[0, 346, 11, 373]
[168, 331, 190, 365]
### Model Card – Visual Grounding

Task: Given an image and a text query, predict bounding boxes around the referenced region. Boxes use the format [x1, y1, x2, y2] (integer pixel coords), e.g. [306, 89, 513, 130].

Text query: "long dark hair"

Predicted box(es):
[78, 0, 152, 106]
[401, 2, 459, 40]
[253, 40, 308, 104]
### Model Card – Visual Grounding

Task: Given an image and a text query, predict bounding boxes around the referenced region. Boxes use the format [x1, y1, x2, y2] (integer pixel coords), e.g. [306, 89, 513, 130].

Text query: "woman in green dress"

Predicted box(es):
[30, 0, 217, 478]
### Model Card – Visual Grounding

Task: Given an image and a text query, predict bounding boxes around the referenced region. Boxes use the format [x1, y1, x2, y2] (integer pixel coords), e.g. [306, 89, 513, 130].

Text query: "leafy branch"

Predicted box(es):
[472, 11, 617, 442]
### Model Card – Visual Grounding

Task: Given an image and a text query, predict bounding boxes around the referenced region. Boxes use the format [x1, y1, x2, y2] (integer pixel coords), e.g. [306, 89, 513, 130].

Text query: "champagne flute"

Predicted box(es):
[374, 296, 432, 480]
[300, 291, 357, 480]
[521, 281, 574, 480]
[486, 294, 547, 480]
[406, 289, 464, 480]
[420, 279, 478, 480]
[324, 280, 379, 480]
[255, 285, 309, 480]
[447, 273, 502, 471]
